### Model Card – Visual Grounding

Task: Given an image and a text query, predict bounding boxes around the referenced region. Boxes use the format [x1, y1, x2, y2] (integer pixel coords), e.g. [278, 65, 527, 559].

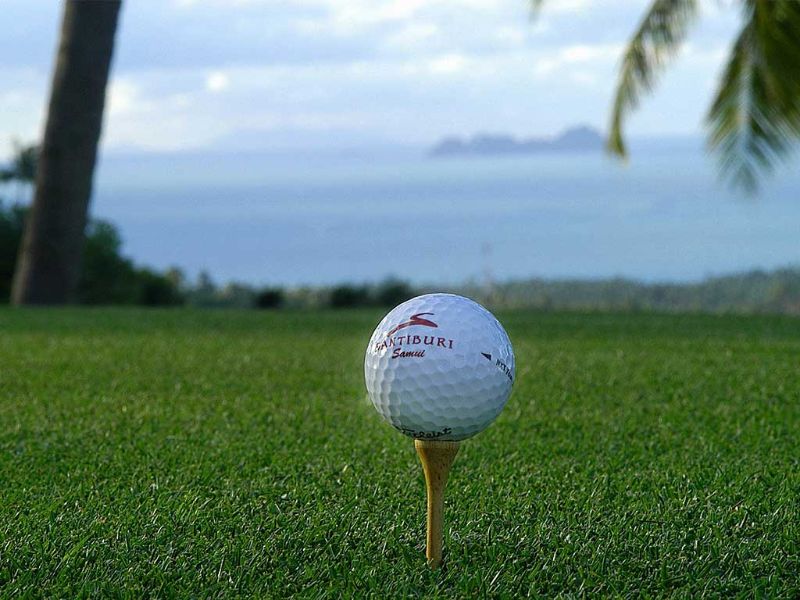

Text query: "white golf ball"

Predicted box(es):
[364, 293, 515, 441]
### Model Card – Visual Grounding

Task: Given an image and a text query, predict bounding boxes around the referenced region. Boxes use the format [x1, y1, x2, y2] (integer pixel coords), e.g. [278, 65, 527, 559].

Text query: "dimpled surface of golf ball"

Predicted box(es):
[364, 293, 515, 441]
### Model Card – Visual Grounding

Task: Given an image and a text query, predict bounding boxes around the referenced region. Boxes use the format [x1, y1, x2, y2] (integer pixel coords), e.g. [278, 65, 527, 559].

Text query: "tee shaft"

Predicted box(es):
[414, 439, 460, 569]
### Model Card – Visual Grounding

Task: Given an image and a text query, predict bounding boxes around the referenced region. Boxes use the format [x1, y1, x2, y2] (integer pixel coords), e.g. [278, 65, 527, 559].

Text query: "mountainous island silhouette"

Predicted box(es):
[430, 125, 603, 157]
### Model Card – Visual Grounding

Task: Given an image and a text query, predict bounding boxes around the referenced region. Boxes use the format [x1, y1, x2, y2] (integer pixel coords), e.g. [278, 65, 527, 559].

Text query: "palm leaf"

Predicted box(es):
[707, 0, 800, 192]
[607, 0, 699, 158]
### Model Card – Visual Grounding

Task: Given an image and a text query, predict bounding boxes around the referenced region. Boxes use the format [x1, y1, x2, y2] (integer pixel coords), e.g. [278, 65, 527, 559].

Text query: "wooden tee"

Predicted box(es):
[414, 439, 461, 569]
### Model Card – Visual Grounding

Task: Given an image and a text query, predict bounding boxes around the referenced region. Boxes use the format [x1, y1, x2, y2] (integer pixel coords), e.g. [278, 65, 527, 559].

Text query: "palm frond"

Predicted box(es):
[607, 0, 699, 158]
[707, 0, 800, 193]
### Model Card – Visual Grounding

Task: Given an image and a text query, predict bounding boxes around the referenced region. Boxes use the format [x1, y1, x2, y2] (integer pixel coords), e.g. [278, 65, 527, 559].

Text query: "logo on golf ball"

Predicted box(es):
[386, 312, 438, 335]
[365, 293, 515, 441]
[372, 313, 456, 359]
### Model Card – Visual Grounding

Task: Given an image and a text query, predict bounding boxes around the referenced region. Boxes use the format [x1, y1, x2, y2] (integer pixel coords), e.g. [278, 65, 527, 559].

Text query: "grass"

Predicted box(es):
[0, 308, 798, 597]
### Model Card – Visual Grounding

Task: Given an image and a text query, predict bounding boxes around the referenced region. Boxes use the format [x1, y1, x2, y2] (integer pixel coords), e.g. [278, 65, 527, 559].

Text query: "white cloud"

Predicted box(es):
[206, 71, 230, 93]
[296, 0, 428, 34]
[108, 79, 140, 116]
[427, 53, 468, 74]
[533, 43, 623, 77]
[382, 22, 440, 52]
[545, 0, 592, 14]
[0, 69, 47, 157]
[683, 43, 728, 65]
[494, 25, 526, 47]
[105, 77, 218, 151]
[569, 70, 597, 86]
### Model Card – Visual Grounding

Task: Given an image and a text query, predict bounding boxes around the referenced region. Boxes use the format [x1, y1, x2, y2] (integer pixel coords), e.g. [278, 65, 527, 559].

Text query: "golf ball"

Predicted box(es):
[364, 293, 515, 441]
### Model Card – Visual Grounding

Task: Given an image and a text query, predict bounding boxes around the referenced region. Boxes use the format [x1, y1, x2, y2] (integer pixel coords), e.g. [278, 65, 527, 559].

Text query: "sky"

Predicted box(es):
[0, 0, 743, 158]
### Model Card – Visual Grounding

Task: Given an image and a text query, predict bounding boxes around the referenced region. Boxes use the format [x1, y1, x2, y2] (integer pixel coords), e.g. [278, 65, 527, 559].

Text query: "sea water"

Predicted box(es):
[93, 142, 800, 286]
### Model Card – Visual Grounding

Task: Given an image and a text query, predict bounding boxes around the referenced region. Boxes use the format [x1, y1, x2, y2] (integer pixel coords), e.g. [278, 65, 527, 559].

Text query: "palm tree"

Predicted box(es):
[535, 0, 800, 193]
[11, 1, 122, 305]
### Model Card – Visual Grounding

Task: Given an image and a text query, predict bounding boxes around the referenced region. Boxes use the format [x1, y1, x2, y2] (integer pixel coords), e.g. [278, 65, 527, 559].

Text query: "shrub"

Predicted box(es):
[255, 287, 285, 309]
[0, 202, 25, 302]
[329, 284, 370, 308]
[374, 278, 414, 307]
[136, 268, 185, 306]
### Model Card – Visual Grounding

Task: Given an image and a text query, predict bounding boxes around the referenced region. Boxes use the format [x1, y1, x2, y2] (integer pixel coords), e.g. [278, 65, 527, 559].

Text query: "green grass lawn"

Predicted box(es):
[1, 309, 798, 597]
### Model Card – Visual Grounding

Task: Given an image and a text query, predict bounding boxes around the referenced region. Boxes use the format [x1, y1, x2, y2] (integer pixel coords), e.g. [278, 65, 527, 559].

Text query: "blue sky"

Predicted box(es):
[0, 0, 741, 158]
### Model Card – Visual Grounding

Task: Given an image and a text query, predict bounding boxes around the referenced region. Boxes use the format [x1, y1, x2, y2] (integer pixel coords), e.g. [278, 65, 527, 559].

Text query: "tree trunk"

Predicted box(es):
[11, 0, 122, 305]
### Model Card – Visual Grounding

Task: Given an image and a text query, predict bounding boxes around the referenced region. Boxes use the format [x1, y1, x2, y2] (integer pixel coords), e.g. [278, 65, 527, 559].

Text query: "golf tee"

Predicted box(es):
[414, 439, 460, 569]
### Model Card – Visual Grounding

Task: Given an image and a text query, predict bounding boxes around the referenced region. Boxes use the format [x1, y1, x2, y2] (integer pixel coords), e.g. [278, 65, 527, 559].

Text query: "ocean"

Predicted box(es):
[93, 141, 800, 286]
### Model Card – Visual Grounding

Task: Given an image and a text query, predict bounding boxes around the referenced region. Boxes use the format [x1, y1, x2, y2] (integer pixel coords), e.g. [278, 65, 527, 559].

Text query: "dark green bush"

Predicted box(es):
[255, 287, 285, 309]
[374, 278, 413, 307]
[136, 268, 185, 306]
[0, 202, 25, 302]
[0, 202, 183, 306]
[329, 284, 370, 308]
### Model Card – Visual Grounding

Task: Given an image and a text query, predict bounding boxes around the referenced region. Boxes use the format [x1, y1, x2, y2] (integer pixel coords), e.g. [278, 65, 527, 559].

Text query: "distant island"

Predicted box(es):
[429, 125, 603, 157]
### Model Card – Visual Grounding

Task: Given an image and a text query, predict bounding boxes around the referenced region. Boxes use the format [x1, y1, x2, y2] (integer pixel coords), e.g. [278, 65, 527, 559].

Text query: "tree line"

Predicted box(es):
[463, 270, 800, 314]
